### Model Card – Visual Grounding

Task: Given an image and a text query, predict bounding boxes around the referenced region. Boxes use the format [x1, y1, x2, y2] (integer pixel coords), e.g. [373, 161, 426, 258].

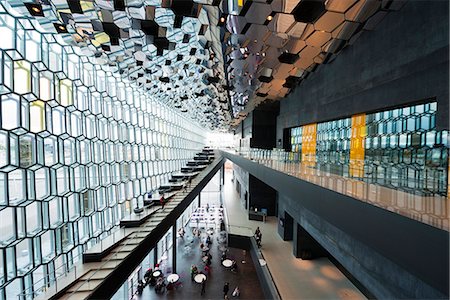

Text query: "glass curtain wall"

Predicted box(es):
[290, 101, 449, 196]
[0, 5, 206, 299]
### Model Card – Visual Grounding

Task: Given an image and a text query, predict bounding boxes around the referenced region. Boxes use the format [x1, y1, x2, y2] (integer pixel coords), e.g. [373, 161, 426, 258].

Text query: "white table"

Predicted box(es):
[194, 273, 207, 283]
[167, 273, 179, 283]
[222, 259, 233, 268]
[152, 270, 162, 277]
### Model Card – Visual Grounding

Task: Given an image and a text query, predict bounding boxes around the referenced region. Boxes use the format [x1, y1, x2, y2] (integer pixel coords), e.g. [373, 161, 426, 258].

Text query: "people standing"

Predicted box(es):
[223, 282, 230, 299]
[201, 278, 206, 296]
[255, 227, 262, 248]
[160, 195, 165, 209]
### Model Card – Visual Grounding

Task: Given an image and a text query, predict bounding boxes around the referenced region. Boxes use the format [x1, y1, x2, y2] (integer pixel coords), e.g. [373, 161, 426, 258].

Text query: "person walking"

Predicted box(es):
[223, 282, 230, 299]
[201, 278, 206, 296]
[255, 227, 261, 237]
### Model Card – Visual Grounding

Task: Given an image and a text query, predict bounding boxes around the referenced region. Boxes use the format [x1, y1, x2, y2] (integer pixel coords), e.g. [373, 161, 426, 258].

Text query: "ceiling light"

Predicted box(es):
[220, 17, 225, 23]
[266, 15, 273, 21]
[25, 2, 44, 17]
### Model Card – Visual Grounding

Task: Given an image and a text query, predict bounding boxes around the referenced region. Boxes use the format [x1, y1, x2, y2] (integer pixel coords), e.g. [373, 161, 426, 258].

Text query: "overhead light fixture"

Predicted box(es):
[266, 15, 273, 21]
[53, 23, 68, 33]
[217, 14, 227, 26]
[25, 3, 44, 17]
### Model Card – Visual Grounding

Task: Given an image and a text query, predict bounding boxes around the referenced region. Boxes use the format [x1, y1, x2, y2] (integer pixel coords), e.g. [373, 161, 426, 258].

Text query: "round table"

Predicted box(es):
[194, 273, 207, 283]
[167, 273, 179, 283]
[222, 259, 233, 268]
[259, 259, 267, 267]
[202, 256, 208, 263]
[152, 270, 162, 277]
[201, 246, 209, 252]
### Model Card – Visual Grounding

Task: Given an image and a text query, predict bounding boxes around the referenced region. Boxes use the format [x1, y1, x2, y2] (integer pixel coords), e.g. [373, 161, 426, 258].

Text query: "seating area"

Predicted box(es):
[133, 224, 265, 300]
[188, 204, 224, 229]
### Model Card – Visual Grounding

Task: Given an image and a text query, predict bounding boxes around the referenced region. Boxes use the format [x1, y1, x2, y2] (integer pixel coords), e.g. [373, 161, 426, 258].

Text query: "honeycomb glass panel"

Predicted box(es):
[30, 101, 45, 133]
[0, 4, 207, 296]
[58, 79, 73, 107]
[13, 61, 31, 94]
[1, 94, 20, 130]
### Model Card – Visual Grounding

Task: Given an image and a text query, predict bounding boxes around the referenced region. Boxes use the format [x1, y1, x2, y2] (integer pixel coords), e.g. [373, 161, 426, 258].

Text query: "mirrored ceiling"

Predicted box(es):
[6, 0, 232, 130]
[8, 0, 406, 130]
[223, 0, 406, 126]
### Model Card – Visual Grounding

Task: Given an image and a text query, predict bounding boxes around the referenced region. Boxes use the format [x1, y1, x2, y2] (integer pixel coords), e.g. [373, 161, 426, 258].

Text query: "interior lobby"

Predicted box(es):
[0, 0, 448, 299]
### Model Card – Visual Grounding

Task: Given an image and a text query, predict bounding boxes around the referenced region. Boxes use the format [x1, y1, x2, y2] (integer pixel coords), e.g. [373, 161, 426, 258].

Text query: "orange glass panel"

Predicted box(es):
[349, 113, 366, 177]
[301, 123, 317, 165]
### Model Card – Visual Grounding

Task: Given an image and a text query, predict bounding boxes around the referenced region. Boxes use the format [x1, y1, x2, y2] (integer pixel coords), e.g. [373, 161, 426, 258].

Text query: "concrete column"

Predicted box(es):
[172, 225, 177, 273]
[153, 245, 158, 266]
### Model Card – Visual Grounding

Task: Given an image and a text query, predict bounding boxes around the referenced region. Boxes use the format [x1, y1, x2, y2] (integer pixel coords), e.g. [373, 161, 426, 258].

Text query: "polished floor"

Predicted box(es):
[230, 151, 449, 232]
[223, 168, 366, 300]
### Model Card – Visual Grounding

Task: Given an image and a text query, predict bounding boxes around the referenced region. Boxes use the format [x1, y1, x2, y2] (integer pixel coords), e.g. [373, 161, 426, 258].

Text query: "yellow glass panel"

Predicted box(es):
[447, 157, 450, 199]
[39, 76, 51, 100]
[301, 123, 317, 165]
[59, 79, 73, 106]
[349, 113, 366, 178]
[14, 60, 31, 94]
[94, 33, 110, 45]
[238, 0, 244, 7]
[80, 1, 94, 10]
[30, 101, 45, 133]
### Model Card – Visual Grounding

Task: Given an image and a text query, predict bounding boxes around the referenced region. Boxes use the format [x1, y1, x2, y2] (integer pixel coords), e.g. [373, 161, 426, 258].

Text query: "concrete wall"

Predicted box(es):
[222, 151, 449, 299]
[232, 163, 249, 209]
[276, 0, 449, 144]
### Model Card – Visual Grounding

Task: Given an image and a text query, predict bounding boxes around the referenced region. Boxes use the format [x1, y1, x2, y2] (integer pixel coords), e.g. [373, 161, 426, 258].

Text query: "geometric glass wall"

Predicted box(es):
[0, 6, 206, 300]
[290, 101, 449, 196]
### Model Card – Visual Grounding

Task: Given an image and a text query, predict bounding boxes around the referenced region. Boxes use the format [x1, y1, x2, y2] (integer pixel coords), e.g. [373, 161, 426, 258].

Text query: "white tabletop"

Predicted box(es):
[167, 273, 179, 283]
[259, 259, 267, 267]
[152, 270, 162, 277]
[194, 273, 207, 283]
[222, 259, 233, 267]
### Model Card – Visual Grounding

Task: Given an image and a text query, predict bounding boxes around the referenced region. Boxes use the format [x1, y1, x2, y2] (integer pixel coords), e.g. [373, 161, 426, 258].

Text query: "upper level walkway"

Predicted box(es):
[225, 148, 449, 232]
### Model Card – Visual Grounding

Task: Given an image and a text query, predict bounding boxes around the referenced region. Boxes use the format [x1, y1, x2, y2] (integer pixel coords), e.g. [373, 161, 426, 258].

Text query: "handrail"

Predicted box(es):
[222, 147, 448, 197]
[16, 250, 84, 299]
[64, 211, 163, 298]
[250, 238, 282, 300]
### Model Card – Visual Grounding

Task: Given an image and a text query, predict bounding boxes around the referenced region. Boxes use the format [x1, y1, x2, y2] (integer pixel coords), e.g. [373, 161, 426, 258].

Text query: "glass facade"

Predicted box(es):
[0, 5, 206, 300]
[290, 101, 449, 196]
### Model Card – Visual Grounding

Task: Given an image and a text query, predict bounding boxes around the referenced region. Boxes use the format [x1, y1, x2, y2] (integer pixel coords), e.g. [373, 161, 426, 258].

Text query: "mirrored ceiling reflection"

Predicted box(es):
[5, 0, 232, 130]
[223, 0, 407, 125]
